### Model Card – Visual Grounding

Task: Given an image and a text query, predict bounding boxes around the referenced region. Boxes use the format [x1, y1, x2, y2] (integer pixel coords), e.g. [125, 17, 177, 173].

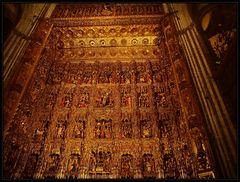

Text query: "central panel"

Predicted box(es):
[47, 21, 167, 179]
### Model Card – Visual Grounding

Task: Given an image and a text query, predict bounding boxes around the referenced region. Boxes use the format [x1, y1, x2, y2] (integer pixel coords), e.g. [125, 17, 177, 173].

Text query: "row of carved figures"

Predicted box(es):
[52, 4, 164, 18]
[4, 113, 211, 179]
[17, 148, 210, 179]
[46, 65, 178, 85]
[45, 60, 181, 85]
[34, 118, 164, 140]
[39, 85, 179, 111]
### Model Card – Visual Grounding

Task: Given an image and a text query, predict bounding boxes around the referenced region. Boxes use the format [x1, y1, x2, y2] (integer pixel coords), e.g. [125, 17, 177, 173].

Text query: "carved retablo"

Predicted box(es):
[3, 3, 215, 180]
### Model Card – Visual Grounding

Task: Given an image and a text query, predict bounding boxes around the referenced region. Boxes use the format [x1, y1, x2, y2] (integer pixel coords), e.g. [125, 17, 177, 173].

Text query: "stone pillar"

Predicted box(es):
[4, 17, 53, 141]
[4, 4, 49, 84]
[164, 3, 236, 178]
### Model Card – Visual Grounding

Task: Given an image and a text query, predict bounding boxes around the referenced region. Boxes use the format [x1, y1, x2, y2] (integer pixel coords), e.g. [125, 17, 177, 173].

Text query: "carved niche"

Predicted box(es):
[77, 87, 90, 108]
[168, 39, 181, 61]
[139, 113, 152, 138]
[182, 91, 196, 117]
[98, 63, 115, 84]
[95, 88, 114, 108]
[66, 152, 81, 179]
[81, 63, 93, 84]
[142, 154, 156, 179]
[55, 115, 68, 139]
[44, 153, 60, 179]
[120, 63, 132, 84]
[120, 154, 134, 179]
[163, 150, 178, 179]
[63, 63, 80, 84]
[89, 147, 112, 174]
[73, 115, 86, 139]
[29, 73, 44, 102]
[154, 90, 168, 108]
[121, 114, 132, 138]
[33, 116, 51, 142]
[137, 86, 150, 108]
[95, 118, 112, 139]
[194, 135, 211, 172]
[154, 83, 177, 109]
[120, 86, 132, 108]
[136, 63, 152, 84]
[175, 62, 186, 83]
[60, 88, 74, 108]
[152, 62, 162, 84]
[158, 113, 171, 138]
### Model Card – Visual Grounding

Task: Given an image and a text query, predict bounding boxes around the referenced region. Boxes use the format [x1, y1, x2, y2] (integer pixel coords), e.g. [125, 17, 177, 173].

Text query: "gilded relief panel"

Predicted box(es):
[52, 4, 164, 18]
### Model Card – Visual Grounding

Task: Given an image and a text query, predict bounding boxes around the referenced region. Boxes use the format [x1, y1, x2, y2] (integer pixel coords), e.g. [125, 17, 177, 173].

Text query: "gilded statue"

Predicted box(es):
[101, 4, 113, 16]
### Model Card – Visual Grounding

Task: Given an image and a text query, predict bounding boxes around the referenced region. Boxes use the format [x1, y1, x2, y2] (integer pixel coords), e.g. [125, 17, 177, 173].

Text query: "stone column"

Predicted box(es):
[164, 3, 236, 178]
[4, 4, 49, 84]
[4, 17, 53, 141]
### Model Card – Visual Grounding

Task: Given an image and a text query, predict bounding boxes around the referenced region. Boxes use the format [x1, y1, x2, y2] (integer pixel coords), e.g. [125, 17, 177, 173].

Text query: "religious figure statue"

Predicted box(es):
[61, 92, 73, 108]
[152, 63, 161, 83]
[105, 121, 112, 139]
[102, 92, 109, 106]
[82, 72, 92, 84]
[67, 154, 80, 179]
[96, 90, 114, 108]
[70, 160, 78, 173]
[90, 149, 111, 173]
[142, 154, 155, 178]
[159, 94, 168, 107]
[44, 154, 60, 179]
[89, 152, 96, 172]
[120, 71, 131, 84]
[56, 119, 67, 139]
[121, 88, 132, 107]
[125, 75, 131, 84]
[141, 120, 152, 138]
[121, 154, 133, 179]
[122, 119, 132, 138]
[95, 119, 112, 139]
[137, 88, 150, 108]
[196, 137, 210, 171]
[34, 127, 44, 141]
[163, 151, 177, 179]
[74, 120, 85, 138]
[139, 74, 145, 83]
[146, 72, 152, 84]
[57, 124, 63, 138]
[103, 151, 111, 171]
[78, 91, 90, 108]
[101, 4, 113, 16]
[95, 123, 101, 139]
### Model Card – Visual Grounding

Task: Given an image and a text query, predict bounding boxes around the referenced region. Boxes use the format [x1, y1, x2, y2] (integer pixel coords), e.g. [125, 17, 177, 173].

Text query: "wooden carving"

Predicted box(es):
[3, 3, 215, 180]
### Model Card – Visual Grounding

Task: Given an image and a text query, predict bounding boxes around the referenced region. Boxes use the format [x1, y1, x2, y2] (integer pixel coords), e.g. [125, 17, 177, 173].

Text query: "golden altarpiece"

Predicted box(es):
[3, 4, 215, 179]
